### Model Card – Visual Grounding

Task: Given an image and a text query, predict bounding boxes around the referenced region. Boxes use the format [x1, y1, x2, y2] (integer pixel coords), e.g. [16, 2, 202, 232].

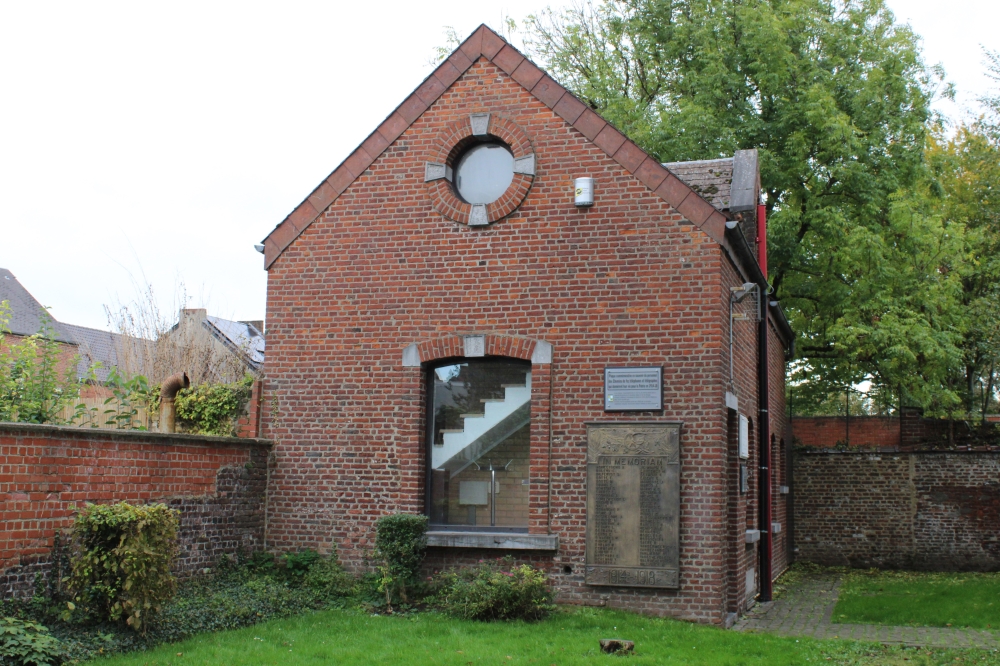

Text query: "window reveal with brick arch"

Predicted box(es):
[427, 358, 531, 531]
[424, 113, 535, 227]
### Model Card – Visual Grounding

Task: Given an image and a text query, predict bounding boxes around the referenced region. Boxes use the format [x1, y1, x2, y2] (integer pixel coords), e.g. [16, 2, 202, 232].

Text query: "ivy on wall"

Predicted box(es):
[175, 374, 254, 437]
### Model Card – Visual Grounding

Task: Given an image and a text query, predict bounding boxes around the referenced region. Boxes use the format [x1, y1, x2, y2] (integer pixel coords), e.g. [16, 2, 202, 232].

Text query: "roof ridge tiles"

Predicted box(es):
[261, 24, 732, 270]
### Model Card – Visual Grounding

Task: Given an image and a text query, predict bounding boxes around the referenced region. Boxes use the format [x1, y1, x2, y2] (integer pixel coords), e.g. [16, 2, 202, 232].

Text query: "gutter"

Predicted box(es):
[723, 221, 795, 350]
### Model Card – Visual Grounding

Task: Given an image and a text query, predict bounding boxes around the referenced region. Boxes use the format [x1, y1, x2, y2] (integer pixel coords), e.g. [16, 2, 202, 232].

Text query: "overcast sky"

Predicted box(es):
[1, 1, 997, 332]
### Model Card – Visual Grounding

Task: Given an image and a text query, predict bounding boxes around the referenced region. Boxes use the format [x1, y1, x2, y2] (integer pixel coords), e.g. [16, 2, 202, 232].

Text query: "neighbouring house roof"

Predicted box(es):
[204, 316, 265, 370]
[60, 323, 146, 382]
[0, 268, 77, 344]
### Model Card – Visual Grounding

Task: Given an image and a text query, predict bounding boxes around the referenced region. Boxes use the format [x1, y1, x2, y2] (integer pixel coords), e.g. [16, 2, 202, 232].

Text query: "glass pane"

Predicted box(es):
[429, 360, 530, 530]
[454, 143, 514, 204]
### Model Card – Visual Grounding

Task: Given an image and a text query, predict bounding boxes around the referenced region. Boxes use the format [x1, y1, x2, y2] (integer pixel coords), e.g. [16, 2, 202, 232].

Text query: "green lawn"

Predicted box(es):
[86, 606, 997, 666]
[833, 570, 1000, 629]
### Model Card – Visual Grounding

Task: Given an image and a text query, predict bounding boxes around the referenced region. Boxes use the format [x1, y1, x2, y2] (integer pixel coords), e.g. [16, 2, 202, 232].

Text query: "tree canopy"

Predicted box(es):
[522, 0, 999, 417]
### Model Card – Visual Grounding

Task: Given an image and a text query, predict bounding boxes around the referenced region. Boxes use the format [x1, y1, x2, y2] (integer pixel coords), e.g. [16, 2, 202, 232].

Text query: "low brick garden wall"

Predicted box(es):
[0, 422, 271, 598]
[794, 450, 1000, 571]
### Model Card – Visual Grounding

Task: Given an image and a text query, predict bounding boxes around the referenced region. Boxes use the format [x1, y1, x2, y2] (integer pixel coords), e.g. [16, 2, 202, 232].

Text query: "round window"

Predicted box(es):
[454, 143, 514, 204]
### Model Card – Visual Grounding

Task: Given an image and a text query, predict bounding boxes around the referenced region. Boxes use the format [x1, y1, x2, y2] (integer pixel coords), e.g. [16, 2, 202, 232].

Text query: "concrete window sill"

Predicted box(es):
[425, 531, 559, 551]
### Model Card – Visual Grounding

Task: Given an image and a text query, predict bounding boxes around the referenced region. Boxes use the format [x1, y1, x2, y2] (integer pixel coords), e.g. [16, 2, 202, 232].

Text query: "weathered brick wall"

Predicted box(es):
[791, 416, 900, 449]
[793, 412, 999, 452]
[0, 423, 270, 598]
[236, 379, 264, 438]
[261, 50, 789, 624]
[794, 451, 1000, 571]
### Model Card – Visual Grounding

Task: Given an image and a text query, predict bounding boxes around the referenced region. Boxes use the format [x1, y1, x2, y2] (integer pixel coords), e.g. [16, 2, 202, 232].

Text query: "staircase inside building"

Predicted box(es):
[432, 373, 531, 477]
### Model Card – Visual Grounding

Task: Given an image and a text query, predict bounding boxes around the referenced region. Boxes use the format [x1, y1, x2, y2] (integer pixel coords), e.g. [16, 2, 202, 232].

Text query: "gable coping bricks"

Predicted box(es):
[261, 24, 731, 270]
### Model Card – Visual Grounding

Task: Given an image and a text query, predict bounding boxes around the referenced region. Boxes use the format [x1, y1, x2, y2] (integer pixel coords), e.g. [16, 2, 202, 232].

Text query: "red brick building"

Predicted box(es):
[259, 26, 793, 624]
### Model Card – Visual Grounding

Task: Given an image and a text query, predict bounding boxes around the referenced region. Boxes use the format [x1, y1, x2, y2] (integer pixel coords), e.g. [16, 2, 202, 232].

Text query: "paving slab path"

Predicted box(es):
[733, 570, 1000, 649]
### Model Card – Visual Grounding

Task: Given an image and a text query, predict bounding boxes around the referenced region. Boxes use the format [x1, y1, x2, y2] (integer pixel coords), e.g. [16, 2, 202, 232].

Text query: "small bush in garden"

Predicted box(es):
[433, 557, 555, 622]
[0, 617, 63, 666]
[278, 549, 320, 584]
[67, 502, 179, 632]
[373, 513, 428, 610]
[301, 548, 356, 597]
[244, 550, 277, 576]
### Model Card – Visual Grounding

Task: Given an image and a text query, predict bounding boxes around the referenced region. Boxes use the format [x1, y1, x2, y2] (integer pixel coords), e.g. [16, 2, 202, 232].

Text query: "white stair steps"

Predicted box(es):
[432, 373, 531, 475]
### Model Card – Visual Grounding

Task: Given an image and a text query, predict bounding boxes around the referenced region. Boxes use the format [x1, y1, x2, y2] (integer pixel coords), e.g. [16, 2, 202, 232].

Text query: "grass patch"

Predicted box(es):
[834, 570, 1000, 629]
[86, 606, 1000, 666]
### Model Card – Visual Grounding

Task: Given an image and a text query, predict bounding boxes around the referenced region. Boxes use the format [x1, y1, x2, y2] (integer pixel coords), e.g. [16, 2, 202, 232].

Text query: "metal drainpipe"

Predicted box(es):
[159, 371, 190, 433]
[757, 202, 774, 602]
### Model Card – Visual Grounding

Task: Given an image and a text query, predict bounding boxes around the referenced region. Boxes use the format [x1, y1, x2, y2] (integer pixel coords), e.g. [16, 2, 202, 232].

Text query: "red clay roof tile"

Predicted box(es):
[553, 94, 586, 124]
[307, 181, 338, 215]
[676, 192, 715, 226]
[594, 125, 627, 156]
[634, 158, 668, 191]
[531, 75, 565, 108]
[573, 108, 606, 141]
[511, 60, 544, 90]
[655, 173, 690, 209]
[480, 27, 505, 58]
[493, 44, 525, 75]
[433, 59, 464, 89]
[448, 48, 475, 74]
[376, 112, 409, 144]
[327, 166, 355, 195]
[613, 140, 646, 174]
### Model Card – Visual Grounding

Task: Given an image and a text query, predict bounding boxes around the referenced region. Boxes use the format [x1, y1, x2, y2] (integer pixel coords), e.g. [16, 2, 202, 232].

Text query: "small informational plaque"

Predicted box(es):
[585, 423, 680, 589]
[604, 367, 662, 411]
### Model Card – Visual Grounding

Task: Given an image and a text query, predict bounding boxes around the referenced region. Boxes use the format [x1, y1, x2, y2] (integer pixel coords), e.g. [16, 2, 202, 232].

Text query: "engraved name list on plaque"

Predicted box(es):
[585, 423, 680, 589]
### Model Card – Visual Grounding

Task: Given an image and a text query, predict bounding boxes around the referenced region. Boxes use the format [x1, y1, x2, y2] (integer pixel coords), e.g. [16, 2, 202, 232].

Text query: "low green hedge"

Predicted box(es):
[431, 557, 555, 622]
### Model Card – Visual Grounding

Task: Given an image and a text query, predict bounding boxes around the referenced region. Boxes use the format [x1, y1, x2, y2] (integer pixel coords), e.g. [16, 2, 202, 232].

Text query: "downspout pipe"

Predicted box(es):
[725, 216, 784, 603]
[756, 204, 773, 603]
[159, 371, 190, 433]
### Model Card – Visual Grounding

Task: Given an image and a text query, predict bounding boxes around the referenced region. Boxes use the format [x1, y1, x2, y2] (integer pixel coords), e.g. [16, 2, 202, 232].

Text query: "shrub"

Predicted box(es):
[433, 557, 555, 622]
[301, 548, 356, 597]
[0, 617, 63, 666]
[278, 549, 320, 584]
[373, 514, 428, 609]
[174, 374, 254, 436]
[67, 502, 179, 632]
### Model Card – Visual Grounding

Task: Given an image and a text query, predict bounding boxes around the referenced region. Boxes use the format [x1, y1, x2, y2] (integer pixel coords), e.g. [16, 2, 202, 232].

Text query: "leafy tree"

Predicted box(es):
[522, 0, 962, 411]
[924, 121, 1000, 419]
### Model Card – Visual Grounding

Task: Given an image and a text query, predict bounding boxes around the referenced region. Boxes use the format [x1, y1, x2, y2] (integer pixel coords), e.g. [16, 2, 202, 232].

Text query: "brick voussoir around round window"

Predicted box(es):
[424, 113, 535, 226]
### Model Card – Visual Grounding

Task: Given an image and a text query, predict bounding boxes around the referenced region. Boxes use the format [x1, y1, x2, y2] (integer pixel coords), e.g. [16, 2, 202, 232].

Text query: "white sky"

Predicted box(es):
[1, 1, 997, 332]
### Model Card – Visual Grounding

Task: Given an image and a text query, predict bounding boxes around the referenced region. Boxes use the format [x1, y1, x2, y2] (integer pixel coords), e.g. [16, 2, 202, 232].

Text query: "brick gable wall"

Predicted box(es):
[262, 57, 786, 623]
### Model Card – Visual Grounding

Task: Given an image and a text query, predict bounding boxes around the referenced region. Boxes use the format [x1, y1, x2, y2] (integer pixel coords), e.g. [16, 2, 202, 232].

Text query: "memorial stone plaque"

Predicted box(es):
[585, 423, 680, 589]
[604, 367, 662, 411]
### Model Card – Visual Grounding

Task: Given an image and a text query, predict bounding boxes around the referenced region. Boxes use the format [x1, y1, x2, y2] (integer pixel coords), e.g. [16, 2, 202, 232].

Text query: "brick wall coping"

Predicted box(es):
[795, 448, 998, 456]
[0, 421, 272, 448]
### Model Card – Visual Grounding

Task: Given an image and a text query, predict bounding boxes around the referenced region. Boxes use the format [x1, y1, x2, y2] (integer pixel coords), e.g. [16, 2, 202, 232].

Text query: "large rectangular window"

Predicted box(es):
[427, 359, 530, 531]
